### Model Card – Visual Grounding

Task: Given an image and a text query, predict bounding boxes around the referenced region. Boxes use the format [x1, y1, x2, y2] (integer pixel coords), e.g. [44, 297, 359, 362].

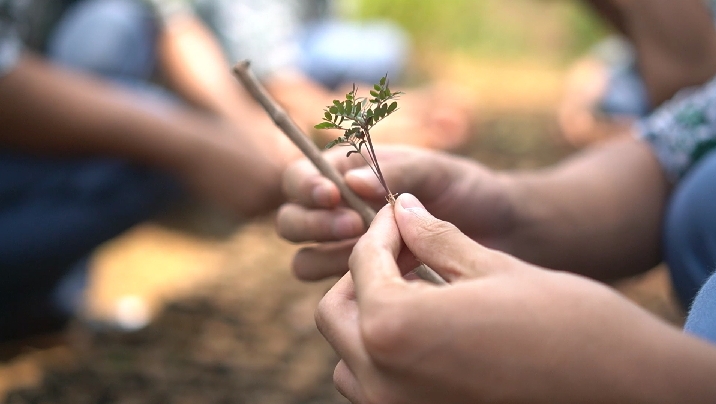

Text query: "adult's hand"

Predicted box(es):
[277, 146, 513, 280]
[317, 193, 716, 404]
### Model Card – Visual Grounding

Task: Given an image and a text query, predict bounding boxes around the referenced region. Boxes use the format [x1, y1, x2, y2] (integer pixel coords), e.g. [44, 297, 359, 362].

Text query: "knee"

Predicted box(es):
[47, 0, 158, 80]
[664, 151, 716, 306]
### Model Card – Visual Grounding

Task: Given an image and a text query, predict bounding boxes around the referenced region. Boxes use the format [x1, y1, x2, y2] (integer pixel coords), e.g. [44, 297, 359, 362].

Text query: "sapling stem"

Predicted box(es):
[232, 60, 446, 285]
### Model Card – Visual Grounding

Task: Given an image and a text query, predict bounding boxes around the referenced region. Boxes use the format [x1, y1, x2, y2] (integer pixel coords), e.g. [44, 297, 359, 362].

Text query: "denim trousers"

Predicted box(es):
[0, 0, 180, 314]
[665, 150, 716, 342]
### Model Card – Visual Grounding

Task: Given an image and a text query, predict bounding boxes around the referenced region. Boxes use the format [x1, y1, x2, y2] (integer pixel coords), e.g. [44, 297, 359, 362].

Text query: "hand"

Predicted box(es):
[277, 146, 513, 280]
[317, 193, 716, 404]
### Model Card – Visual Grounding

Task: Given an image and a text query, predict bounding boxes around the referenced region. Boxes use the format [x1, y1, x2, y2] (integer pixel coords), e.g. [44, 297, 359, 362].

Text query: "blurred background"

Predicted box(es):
[1, 1, 682, 403]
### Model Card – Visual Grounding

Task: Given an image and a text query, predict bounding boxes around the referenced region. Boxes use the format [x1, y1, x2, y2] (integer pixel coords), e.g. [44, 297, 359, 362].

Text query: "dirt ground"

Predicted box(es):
[0, 58, 685, 403]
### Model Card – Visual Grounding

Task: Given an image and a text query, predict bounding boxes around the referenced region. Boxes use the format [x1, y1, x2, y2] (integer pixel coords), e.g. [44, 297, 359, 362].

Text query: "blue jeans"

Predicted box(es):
[0, 0, 181, 317]
[664, 150, 716, 341]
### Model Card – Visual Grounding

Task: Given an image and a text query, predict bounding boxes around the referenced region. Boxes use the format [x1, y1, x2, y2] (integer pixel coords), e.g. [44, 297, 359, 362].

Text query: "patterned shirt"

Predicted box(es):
[638, 77, 716, 181]
[0, 0, 330, 78]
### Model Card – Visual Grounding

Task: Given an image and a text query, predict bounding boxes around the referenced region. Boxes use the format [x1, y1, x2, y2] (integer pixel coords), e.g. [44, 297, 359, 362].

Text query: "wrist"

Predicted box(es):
[436, 155, 518, 251]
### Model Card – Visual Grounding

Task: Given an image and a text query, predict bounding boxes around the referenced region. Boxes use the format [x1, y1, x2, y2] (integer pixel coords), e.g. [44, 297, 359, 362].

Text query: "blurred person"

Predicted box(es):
[0, 0, 297, 343]
[0, 0, 472, 345]
[559, 0, 716, 146]
[189, 0, 473, 151]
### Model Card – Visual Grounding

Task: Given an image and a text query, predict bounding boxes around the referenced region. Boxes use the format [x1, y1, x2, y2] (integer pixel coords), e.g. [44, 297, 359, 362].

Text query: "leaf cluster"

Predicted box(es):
[315, 75, 402, 156]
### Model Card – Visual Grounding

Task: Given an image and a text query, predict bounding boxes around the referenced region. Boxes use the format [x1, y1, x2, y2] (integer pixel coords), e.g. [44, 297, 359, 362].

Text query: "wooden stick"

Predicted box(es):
[232, 60, 446, 285]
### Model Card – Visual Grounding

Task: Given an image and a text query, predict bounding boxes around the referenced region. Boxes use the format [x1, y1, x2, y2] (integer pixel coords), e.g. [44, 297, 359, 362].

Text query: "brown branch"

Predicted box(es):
[232, 60, 446, 286]
[233, 61, 375, 225]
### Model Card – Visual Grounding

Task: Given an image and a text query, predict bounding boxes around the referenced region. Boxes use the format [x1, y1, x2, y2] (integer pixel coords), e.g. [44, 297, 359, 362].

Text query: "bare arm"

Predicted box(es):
[0, 53, 203, 167]
[0, 53, 283, 215]
[503, 134, 669, 280]
[156, 14, 262, 123]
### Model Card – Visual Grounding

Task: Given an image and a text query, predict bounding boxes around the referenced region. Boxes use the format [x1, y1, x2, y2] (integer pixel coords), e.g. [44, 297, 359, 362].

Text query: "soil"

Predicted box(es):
[0, 90, 685, 403]
[4, 221, 345, 404]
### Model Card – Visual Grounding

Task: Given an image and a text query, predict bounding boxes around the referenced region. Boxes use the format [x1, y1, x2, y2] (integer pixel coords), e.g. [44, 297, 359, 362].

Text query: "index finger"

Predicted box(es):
[282, 149, 377, 209]
[348, 204, 405, 301]
[282, 158, 339, 208]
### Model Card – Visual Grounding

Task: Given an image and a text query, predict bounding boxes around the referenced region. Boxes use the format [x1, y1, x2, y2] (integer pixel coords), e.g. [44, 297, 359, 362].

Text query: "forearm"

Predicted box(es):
[157, 14, 256, 121]
[597, 323, 716, 404]
[503, 135, 669, 279]
[0, 53, 209, 173]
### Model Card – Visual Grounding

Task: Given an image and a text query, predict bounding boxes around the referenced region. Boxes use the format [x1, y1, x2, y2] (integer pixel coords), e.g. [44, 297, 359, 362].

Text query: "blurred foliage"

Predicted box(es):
[354, 0, 609, 64]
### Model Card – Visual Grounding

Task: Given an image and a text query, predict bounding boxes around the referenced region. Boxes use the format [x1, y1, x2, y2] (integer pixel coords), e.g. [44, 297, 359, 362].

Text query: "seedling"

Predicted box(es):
[233, 61, 445, 284]
[314, 75, 402, 204]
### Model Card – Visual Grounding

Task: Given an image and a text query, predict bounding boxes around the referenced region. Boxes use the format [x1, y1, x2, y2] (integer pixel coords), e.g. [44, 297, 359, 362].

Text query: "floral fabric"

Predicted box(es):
[637, 76, 716, 182]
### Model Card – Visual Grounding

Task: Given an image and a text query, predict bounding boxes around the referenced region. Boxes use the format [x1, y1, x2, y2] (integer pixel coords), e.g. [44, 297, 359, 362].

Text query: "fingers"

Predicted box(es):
[291, 236, 420, 282]
[282, 159, 342, 209]
[315, 274, 368, 376]
[344, 148, 456, 205]
[348, 205, 406, 301]
[283, 149, 385, 209]
[292, 239, 356, 281]
[282, 147, 450, 212]
[334, 361, 366, 404]
[394, 193, 498, 282]
[277, 204, 364, 243]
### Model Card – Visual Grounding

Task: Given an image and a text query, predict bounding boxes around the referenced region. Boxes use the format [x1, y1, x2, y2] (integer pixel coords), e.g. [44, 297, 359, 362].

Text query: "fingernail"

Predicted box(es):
[398, 193, 425, 212]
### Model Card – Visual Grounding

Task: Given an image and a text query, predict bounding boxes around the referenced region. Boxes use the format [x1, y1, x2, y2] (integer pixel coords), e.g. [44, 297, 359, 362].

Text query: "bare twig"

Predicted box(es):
[232, 60, 446, 286]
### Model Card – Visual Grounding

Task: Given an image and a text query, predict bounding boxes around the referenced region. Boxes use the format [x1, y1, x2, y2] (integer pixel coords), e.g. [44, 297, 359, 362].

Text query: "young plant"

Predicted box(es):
[234, 62, 445, 284]
[314, 75, 402, 204]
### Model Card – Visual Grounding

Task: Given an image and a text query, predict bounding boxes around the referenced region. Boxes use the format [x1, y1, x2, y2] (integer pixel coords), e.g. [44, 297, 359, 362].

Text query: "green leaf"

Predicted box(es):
[325, 137, 346, 149]
[387, 101, 398, 113]
[329, 106, 338, 114]
[324, 111, 332, 121]
[374, 84, 382, 92]
[345, 100, 353, 115]
[374, 106, 385, 120]
[380, 76, 387, 86]
[315, 122, 337, 130]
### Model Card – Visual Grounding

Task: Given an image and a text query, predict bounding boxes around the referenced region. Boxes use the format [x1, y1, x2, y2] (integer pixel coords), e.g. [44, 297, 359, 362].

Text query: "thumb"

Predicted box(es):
[394, 193, 499, 282]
